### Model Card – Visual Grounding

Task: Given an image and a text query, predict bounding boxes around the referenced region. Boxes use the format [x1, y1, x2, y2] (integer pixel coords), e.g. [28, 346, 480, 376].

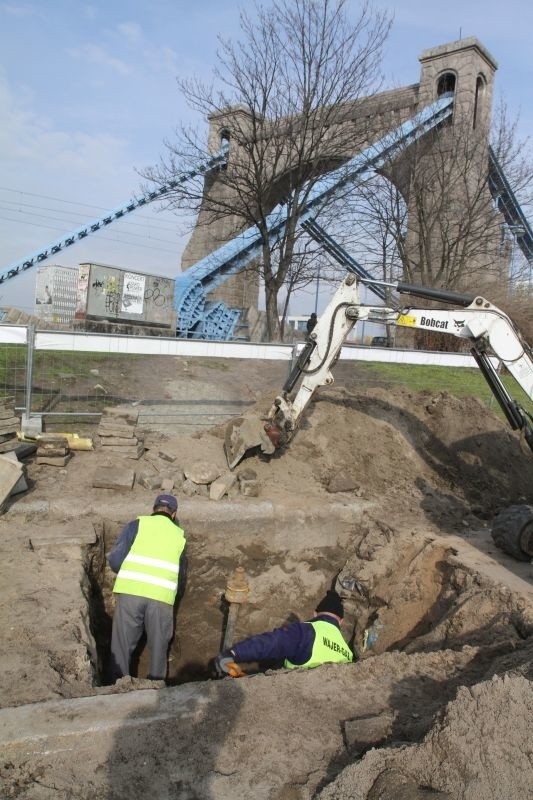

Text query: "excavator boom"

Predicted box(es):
[224, 276, 533, 469]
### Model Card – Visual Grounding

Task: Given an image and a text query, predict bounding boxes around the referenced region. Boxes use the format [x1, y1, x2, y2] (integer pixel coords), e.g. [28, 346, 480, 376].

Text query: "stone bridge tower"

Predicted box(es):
[181, 37, 499, 319]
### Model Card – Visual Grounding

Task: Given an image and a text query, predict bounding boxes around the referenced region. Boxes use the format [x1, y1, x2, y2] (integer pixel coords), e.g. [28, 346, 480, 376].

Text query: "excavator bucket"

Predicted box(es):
[224, 416, 277, 470]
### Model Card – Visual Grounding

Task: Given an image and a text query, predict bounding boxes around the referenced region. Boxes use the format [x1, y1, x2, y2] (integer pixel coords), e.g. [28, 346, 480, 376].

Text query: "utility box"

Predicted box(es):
[75, 263, 176, 330]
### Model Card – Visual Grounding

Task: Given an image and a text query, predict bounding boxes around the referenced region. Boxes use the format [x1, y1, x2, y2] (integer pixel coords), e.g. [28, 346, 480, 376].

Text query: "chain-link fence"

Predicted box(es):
[0, 326, 531, 436]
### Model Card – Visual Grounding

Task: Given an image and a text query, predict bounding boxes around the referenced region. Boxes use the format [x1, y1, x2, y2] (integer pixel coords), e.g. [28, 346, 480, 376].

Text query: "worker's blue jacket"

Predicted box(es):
[231, 614, 352, 667]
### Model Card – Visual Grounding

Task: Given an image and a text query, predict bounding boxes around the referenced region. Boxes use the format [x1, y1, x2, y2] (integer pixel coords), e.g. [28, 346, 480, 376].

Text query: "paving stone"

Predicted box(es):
[240, 478, 260, 497]
[36, 446, 69, 457]
[158, 449, 177, 463]
[92, 468, 135, 490]
[0, 452, 28, 494]
[210, 471, 238, 501]
[101, 407, 139, 424]
[99, 436, 143, 446]
[184, 460, 222, 485]
[0, 455, 24, 509]
[181, 478, 198, 497]
[29, 522, 97, 549]
[101, 444, 144, 459]
[137, 472, 162, 490]
[327, 469, 360, 494]
[97, 424, 136, 438]
[0, 438, 19, 453]
[36, 454, 73, 467]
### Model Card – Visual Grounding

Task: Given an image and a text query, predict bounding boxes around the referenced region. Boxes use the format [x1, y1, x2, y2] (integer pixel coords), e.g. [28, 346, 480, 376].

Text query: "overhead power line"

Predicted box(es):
[0, 197, 180, 234]
[0, 186, 183, 229]
[0, 206, 181, 246]
[0, 214, 180, 256]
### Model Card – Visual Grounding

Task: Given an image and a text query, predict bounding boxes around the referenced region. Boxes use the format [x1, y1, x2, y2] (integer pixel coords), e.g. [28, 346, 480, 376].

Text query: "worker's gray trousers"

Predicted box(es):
[110, 593, 174, 682]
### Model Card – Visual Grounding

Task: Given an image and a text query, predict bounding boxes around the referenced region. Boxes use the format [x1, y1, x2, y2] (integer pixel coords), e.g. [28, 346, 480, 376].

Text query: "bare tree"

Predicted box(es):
[142, 0, 391, 339]
[348, 100, 533, 295]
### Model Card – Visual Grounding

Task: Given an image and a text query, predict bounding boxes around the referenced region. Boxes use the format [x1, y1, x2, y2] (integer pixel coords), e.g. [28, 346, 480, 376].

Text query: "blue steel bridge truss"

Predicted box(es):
[3, 93, 531, 340]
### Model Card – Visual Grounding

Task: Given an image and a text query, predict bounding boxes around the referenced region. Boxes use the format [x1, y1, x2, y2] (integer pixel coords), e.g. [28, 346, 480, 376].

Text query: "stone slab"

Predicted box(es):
[98, 424, 136, 439]
[158, 449, 177, 463]
[0, 419, 20, 435]
[0, 439, 19, 453]
[37, 446, 69, 457]
[137, 472, 162, 490]
[101, 407, 139, 424]
[99, 436, 142, 446]
[210, 471, 238, 501]
[36, 453, 72, 467]
[0, 684, 208, 748]
[29, 522, 97, 549]
[0, 455, 23, 508]
[102, 444, 144, 459]
[13, 442, 38, 459]
[37, 434, 69, 445]
[0, 451, 28, 494]
[92, 468, 135, 490]
[20, 413, 42, 436]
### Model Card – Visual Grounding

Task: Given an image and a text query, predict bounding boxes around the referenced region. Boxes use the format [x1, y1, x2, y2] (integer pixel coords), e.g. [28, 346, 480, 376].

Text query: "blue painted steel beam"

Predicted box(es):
[174, 93, 455, 331]
[300, 218, 388, 302]
[489, 146, 533, 264]
[0, 145, 228, 286]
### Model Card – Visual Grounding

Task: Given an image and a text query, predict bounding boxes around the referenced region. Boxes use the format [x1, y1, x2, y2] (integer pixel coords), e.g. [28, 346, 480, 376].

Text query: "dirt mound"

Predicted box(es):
[317, 674, 533, 800]
[1, 363, 532, 799]
[211, 384, 533, 522]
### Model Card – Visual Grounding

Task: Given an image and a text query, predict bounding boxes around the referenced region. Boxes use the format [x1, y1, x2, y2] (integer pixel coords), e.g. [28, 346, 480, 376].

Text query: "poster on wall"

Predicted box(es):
[35, 271, 53, 305]
[121, 272, 145, 315]
[75, 264, 90, 318]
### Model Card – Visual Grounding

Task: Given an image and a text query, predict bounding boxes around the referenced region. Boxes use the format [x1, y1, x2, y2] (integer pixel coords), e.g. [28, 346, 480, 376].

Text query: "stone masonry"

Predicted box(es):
[181, 37, 502, 317]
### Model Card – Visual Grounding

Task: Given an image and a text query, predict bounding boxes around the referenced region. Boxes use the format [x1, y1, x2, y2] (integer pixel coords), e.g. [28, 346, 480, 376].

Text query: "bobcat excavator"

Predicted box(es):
[224, 274, 533, 562]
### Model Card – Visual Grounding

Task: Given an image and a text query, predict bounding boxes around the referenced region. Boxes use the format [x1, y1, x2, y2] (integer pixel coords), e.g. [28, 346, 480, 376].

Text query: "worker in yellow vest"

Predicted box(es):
[108, 494, 186, 682]
[214, 589, 353, 677]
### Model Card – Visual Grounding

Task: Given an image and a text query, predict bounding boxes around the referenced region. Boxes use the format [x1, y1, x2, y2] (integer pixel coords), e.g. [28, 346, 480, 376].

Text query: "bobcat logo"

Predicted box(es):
[453, 319, 466, 330]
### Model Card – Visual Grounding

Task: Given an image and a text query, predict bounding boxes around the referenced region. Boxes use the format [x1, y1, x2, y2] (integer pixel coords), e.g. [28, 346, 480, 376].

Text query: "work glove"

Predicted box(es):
[214, 650, 244, 678]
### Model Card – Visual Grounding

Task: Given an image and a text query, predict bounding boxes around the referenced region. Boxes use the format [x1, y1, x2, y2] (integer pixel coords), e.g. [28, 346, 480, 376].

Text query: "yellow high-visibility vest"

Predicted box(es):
[284, 620, 353, 669]
[113, 515, 186, 605]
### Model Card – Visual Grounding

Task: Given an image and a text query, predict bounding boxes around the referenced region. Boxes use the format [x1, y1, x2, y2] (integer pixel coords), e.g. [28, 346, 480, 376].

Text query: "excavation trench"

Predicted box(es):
[83, 512, 531, 690]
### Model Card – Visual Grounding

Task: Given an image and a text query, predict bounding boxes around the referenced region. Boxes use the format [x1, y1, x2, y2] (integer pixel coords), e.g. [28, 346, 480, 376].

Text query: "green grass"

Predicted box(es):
[352, 361, 533, 419]
[0, 347, 530, 425]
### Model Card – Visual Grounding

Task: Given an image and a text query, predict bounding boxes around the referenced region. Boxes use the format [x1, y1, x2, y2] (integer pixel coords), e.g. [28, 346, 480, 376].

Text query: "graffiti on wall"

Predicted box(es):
[144, 279, 170, 307]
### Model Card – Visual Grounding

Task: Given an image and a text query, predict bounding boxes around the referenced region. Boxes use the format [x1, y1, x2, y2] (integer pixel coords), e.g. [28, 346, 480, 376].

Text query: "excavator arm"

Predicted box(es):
[224, 276, 533, 469]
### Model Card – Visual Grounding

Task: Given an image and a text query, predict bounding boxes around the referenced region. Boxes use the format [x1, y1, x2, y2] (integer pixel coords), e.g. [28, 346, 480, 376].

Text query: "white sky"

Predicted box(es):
[0, 0, 531, 315]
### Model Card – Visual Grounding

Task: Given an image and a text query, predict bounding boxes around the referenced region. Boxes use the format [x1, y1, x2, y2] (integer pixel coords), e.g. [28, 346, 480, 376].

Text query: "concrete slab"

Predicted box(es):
[29, 521, 97, 548]
[20, 413, 42, 436]
[0, 451, 28, 494]
[0, 684, 210, 748]
[92, 468, 135, 490]
[0, 454, 23, 509]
